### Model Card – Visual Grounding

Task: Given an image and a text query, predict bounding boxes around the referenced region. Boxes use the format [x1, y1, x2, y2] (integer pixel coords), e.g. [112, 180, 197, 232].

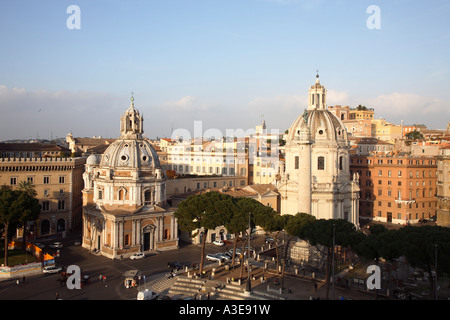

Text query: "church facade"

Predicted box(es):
[277, 74, 360, 228]
[81, 97, 178, 259]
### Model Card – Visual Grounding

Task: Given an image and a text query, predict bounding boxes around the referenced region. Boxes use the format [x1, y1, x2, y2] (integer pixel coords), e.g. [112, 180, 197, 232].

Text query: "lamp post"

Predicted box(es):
[245, 212, 252, 294]
[332, 223, 335, 300]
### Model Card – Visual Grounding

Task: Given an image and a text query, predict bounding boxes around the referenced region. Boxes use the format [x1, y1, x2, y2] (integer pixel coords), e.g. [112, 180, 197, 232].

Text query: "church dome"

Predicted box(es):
[99, 95, 161, 171]
[287, 109, 347, 143]
[100, 139, 161, 169]
[287, 74, 348, 144]
[86, 154, 100, 166]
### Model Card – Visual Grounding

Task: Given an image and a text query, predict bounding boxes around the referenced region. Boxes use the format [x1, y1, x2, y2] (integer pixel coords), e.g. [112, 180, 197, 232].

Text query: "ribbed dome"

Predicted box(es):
[100, 139, 161, 169]
[287, 109, 348, 144]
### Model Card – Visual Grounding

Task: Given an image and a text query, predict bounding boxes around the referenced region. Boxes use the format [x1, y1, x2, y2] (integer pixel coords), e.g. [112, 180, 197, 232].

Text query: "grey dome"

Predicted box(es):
[100, 139, 161, 169]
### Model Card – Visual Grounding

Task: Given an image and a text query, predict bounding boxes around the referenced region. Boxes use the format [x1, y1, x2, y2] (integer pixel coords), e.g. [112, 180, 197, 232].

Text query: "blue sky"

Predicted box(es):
[0, 0, 449, 141]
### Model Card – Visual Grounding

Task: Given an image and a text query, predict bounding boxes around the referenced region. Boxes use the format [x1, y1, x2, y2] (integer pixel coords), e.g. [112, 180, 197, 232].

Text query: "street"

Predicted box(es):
[0, 234, 258, 300]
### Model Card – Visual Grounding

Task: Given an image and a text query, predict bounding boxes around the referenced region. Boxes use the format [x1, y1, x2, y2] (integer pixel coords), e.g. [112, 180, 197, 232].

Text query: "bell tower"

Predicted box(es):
[308, 72, 327, 110]
[120, 94, 144, 139]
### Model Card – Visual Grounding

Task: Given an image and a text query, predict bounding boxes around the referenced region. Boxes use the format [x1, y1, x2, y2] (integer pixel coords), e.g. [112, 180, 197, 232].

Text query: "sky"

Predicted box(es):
[0, 0, 449, 141]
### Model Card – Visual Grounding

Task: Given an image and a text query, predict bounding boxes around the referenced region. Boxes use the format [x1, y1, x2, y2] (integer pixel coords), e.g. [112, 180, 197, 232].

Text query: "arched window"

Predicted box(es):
[118, 188, 127, 201]
[318, 156, 325, 170]
[57, 219, 66, 232]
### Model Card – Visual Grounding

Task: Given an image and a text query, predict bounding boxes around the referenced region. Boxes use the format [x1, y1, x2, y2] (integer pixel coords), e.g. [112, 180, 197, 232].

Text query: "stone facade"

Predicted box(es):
[81, 97, 178, 259]
[277, 74, 360, 228]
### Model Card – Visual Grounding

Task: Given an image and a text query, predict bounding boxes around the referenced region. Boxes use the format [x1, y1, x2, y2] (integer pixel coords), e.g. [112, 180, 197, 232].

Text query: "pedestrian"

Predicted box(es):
[23, 276, 25, 283]
[56, 292, 59, 300]
[99, 274, 102, 282]
[16, 279, 20, 285]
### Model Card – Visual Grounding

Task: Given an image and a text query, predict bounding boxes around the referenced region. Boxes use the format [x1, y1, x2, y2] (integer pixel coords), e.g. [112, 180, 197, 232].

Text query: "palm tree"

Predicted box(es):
[17, 181, 38, 251]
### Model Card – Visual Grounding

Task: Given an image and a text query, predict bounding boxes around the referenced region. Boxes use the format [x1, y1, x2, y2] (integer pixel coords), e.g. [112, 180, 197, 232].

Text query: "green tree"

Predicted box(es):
[396, 225, 450, 299]
[17, 181, 39, 251]
[0, 186, 40, 266]
[405, 130, 424, 140]
[281, 213, 316, 289]
[175, 192, 233, 274]
[303, 219, 362, 299]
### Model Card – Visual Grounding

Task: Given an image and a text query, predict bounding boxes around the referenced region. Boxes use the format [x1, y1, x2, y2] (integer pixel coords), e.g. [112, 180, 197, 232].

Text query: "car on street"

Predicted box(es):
[42, 266, 62, 274]
[265, 237, 275, 244]
[206, 253, 224, 262]
[212, 239, 225, 246]
[168, 262, 183, 270]
[130, 252, 145, 260]
[216, 253, 230, 261]
[49, 242, 63, 249]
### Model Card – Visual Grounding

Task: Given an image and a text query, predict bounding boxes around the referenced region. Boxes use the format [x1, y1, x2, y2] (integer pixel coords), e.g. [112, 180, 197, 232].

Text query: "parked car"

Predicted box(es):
[43, 266, 62, 274]
[265, 237, 275, 244]
[49, 242, 63, 249]
[206, 254, 223, 262]
[130, 252, 145, 260]
[216, 253, 230, 261]
[213, 239, 225, 246]
[168, 262, 183, 270]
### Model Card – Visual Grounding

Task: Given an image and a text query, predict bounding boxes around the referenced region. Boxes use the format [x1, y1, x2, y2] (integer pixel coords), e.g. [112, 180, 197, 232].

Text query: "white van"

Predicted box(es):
[137, 289, 159, 300]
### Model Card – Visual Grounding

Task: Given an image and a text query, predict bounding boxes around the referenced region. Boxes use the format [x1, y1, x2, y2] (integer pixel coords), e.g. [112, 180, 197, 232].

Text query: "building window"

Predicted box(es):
[42, 201, 50, 211]
[295, 156, 299, 170]
[10, 177, 17, 185]
[44, 176, 50, 184]
[98, 189, 103, 200]
[339, 157, 343, 170]
[58, 200, 65, 210]
[59, 176, 65, 184]
[27, 176, 34, 184]
[318, 157, 325, 170]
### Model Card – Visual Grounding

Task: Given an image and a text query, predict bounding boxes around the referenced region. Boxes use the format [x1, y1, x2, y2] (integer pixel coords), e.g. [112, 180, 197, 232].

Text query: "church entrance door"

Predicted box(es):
[143, 232, 151, 251]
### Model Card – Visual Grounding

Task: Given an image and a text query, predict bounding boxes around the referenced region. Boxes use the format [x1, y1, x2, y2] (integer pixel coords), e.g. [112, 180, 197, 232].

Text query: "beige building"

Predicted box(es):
[372, 118, 403, 143]
[349, 107, 374, 120]
[81, 97, 178, 259]
[0, 156, 86, 237]
[66, 134, 115, 155]
[436, 146, 450, 227]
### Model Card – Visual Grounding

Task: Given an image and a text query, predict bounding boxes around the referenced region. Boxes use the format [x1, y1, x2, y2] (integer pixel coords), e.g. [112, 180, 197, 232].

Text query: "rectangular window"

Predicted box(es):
[58, 200, 65, 210]
[59, 176, 65, 184]
[27, 176, 34, 184]
[295, 156, 299, 170]
[44, 176, 50, 184]
[42, 201, 50, 211]
[10, 177, 17, 185]
[318, 156, 325, 170]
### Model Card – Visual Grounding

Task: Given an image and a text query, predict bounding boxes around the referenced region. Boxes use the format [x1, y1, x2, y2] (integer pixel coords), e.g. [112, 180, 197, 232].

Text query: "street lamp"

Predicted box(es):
[332, 223, 335, 300]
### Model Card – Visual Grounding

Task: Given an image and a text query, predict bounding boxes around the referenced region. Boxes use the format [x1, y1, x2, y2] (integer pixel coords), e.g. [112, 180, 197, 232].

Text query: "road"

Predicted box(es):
[0, 234, 266, 300]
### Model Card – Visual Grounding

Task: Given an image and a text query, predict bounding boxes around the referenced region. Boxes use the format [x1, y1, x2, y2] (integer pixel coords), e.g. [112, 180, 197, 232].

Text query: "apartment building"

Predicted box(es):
[0, 156, 86, 238]
[436, 146, 450, 227]
[351, 154, 437, 225]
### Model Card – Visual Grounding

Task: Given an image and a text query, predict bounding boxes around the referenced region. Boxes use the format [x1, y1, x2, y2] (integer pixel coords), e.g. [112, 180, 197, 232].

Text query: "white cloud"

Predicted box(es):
[161, 96, 212, 112]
